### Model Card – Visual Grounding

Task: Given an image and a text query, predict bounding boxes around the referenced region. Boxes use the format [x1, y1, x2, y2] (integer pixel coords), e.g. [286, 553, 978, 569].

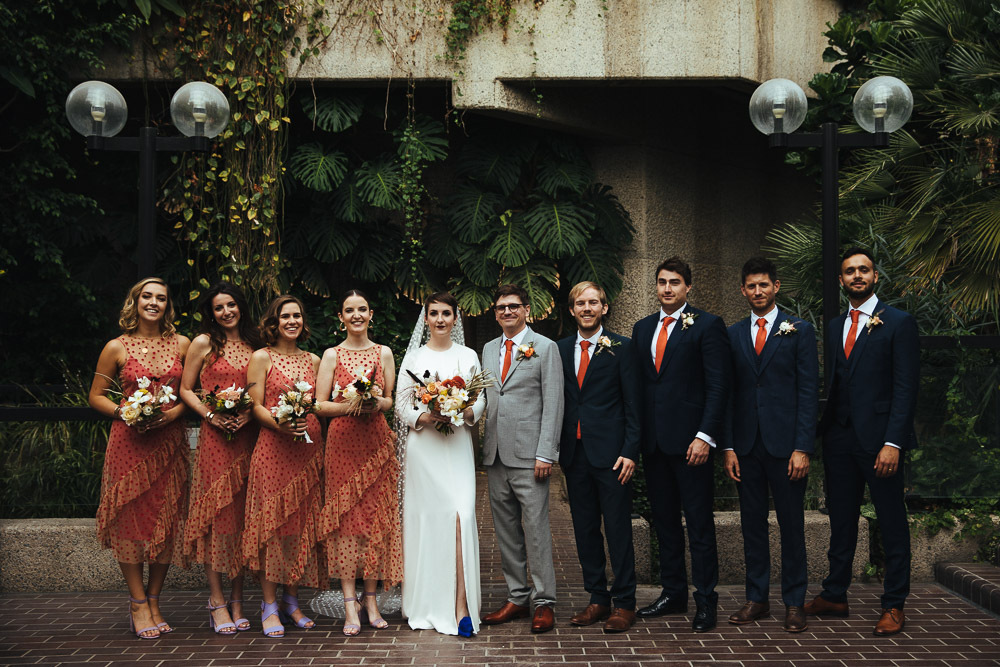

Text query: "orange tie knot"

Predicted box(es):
[580, 340, 590, 351]
[850, 309, 861, 323]
[757, 317, 767, 329]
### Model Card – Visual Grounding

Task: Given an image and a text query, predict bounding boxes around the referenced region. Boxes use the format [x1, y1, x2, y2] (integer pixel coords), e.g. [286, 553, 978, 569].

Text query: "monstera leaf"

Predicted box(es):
[446, 184, 507, 243]
[562, 240, 626, 301]
[287, 143, 348, 192]
[356, 156, 403, 210]
[450, 278, 496, 317]
[455, 138, 527, 196]
[423, 219, 468, 268]
[303, 93, 364, 133]
[458, 246, 502, 287]
[523, 198, 593, 258]
[306, 216, 360, 263]
[295, 258, 331, 297]
[536, 159, 592, 197]
[486, 213, 535, 268]
[394, 115, 449, 162]
[585, 183, 635, 248]
[502, 259, 559, 318]
[333, 178, 365, 223]
[348, 219, 399, 281]
[395, 259, 438, 302]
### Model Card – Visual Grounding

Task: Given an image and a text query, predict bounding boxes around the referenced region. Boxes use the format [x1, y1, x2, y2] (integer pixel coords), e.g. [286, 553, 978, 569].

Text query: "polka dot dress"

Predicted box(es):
[241, 349, 327, 588]
[96, 335, 189, 565]
[183, 341, 258, 577]
[318, 346, 403, 584]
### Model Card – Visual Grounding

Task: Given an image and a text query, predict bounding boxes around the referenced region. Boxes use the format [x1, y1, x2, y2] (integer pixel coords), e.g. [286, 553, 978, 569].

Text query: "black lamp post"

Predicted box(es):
[66, 81, 230, 278]
[749, 76, 914, 378]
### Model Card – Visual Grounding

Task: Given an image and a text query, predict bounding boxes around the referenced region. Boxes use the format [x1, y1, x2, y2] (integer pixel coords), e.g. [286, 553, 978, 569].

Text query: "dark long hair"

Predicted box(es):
[197, 282, 262, 361]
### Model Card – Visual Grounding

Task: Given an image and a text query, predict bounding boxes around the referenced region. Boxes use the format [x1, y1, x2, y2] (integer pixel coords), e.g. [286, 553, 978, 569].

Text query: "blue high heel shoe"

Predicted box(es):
[458, 616, 474, 637]
[278, 593, 315, 629]
[260, 600, 285, 638]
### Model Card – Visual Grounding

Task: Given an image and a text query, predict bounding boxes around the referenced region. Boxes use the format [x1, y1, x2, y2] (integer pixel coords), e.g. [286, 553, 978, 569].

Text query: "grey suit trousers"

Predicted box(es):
[486, 462, 557, 607]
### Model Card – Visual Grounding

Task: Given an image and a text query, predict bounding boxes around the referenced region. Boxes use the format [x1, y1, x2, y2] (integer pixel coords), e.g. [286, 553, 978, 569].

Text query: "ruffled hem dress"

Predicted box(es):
[241, 349, 328, 588]
[96, 334, 189, 565]
[183, 340, 258, 577]
[317, 345, 404, 584]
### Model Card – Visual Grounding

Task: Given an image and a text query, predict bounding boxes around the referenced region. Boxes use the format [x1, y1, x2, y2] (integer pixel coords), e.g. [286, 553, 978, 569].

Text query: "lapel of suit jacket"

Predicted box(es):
[484, 337, 500, 382]
[846, 299, 877, 378]
[658, 308, 690, 377]
[639, 316, 659, 376]
[830, 311, 848, 380]
[757, 310, 787, 375]
[560, 337, 579, 397]
[580, 330, 613, 391]
[501, 326, 532, 386]
[736, 316, 757, 373]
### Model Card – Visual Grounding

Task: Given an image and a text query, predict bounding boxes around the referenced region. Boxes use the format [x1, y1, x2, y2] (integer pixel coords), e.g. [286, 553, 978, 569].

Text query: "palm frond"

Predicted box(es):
[522, 198, 593, 258]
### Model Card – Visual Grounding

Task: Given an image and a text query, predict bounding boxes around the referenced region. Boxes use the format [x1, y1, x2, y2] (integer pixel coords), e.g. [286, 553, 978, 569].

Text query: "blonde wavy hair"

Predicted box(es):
[118, 277, 177, 336]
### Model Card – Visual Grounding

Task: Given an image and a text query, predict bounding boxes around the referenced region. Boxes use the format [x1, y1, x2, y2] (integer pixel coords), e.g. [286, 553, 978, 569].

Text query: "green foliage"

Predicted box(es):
[443, 0, 515, 63]
[287, 143, 348, 191]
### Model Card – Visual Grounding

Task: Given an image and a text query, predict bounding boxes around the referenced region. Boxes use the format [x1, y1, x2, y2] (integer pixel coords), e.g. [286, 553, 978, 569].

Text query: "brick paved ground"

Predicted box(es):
[2, 469, 999, 666]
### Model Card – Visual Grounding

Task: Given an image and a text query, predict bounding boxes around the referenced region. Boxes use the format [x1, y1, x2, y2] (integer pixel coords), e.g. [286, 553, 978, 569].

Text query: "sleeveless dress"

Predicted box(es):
[318, 345, 404, 584]
[96, 334, 189, 565]
[241, 349, 327, 588]
[183, 340, 258, 576]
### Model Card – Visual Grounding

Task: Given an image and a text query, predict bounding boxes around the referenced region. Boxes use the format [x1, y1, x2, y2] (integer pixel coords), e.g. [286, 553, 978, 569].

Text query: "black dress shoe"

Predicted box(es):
[636, 592, 688, 618]
[691, 605, 717, 632]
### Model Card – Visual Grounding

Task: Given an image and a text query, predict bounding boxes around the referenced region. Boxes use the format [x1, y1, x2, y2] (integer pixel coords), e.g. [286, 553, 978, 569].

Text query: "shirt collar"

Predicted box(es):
[750, 305, 778, 326]
[852, 294, 879, 317]
[576, 326, 603, 346]
[659, 303, 687, 322]
[504, 327, 529, 346]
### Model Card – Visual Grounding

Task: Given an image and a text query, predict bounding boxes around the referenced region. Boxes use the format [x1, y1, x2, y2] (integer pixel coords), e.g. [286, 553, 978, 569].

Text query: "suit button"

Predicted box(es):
[499, 391, 504, 396]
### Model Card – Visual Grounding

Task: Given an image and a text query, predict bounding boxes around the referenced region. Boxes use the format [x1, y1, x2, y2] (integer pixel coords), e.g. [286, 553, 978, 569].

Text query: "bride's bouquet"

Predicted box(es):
[271, 379, 316, 442]
[200, 383, 255, 440]
[334, 367, 384, 416]
[119, 376, 177, 427]
[406, 368, 495, 435]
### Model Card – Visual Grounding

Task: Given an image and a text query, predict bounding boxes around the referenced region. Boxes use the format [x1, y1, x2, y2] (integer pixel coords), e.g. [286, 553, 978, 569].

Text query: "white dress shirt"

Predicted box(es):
[649, 303, 716, 448]
[575, 327, 603, 374]
[749, 305, 778, 346]
[840, 294, 898, 450]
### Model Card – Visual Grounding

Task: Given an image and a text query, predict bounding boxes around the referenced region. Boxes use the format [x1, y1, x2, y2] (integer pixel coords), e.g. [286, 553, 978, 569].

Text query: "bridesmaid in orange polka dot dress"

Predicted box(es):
[179, 283, 263, 635]
[315, 290, 404, 636]
[88, 278, 191, 640]
[243, 295, 327, 638]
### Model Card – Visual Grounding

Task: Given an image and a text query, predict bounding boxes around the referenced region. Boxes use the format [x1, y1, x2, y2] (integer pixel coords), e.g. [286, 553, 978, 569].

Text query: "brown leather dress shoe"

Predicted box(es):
[481, 601, 530, 625]
[874, 608, 905, 636]
[728, 600, 770, 625]
[803, 595, 849, 617]
[602, 608, 636, 633]
[570, 603, 610, 626]
[784, 606, 807, 633]
[531, 605, 555, 633]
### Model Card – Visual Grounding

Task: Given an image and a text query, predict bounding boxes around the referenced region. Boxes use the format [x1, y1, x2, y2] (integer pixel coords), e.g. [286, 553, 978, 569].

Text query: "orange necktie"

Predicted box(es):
[501, 339, 514, 382]
[576, 340, 591, 439]
[844, 309, 861, 359]
[754, 317, 768, 356]
[654, 317, 674, 372]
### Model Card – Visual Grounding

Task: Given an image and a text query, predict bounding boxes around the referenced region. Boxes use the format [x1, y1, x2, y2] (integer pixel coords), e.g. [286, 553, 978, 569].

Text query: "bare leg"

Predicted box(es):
[282, 584, 314, 628]
[230, 571, 249, 630]
[342, 578, 361, 635]
[261, 579, 283, 636]
[120, 562, 157, 638]
[456, 514, 470, 623]
[363, 579, 388, 628]
[206, 567, 235, 633]
[146, 562, 171, 632]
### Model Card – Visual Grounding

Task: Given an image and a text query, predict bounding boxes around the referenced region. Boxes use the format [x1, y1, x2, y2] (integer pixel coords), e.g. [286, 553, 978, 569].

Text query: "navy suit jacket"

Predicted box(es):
[557, 330, 641, 468]
[631, 305, 730, 456]
[725, 310, 818, 457]
[820, 300, 920, 453]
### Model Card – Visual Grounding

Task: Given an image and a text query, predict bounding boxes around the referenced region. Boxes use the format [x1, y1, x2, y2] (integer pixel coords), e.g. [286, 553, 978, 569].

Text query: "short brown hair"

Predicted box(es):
[494, 284, 529, 307]
[567, 281, 607, 306]
[655, 256, 692, 286]
[118, 277, 176, 336]
[260, 295, 310, 346]
[425, 291, 460, 316]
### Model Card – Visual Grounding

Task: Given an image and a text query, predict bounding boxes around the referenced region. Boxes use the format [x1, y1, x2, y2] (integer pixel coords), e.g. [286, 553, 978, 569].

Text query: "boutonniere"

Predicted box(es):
[592, 335, 621, 357]
[866, 309, 885, 334]
[775, 320, 798, 336]
[516, 342, 537, 360]
[680, 311, 698, 331]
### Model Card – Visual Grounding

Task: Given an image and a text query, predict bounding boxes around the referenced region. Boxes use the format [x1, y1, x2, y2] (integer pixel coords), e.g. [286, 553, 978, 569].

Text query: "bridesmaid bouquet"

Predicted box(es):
[406, 368, 495, 435]
[200, 383, 255, 440]
[119, 376, 176, 427]
[271, 379, 316, 442]
[334, 367, 384, 416]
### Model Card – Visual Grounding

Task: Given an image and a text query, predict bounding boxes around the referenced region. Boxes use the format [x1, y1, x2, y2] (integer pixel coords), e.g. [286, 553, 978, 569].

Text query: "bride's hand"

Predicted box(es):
[462, 407, 475, 426]
[416, 412, 451, 428]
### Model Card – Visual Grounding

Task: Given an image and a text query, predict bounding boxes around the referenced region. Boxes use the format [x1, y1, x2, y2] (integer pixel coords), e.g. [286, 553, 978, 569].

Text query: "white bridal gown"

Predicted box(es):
[396, 343, 486, 635]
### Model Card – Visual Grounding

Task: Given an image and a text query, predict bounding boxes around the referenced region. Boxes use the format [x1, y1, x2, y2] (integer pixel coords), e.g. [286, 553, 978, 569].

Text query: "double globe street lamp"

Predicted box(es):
[66, 81, 230, 278]
[749, 75, 913, 375]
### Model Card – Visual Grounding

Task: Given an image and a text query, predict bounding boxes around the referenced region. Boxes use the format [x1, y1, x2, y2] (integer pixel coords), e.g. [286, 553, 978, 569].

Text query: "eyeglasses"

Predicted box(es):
[493, 303, 525, 314]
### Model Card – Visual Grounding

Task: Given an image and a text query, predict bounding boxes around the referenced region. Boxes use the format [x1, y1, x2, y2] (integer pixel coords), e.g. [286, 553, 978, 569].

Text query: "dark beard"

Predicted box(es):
[846, 281, 875, 300]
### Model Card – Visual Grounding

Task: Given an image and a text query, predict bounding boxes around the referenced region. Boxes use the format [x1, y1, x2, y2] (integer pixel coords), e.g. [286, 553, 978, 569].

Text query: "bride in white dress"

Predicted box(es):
[395, 292, 486, 637]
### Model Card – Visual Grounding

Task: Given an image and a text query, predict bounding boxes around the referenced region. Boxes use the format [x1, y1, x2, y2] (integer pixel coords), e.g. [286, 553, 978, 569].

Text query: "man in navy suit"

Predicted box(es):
[805, 247, 919, 637]
[632, 257, 730, 632]
[722, 257, 817, 633]
[557, 281, 641, 633]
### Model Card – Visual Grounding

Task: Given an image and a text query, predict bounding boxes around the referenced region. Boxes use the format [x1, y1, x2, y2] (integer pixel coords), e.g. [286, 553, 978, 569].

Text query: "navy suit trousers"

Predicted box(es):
[821, 422, 911, 609]
[736, 434, 807, 606]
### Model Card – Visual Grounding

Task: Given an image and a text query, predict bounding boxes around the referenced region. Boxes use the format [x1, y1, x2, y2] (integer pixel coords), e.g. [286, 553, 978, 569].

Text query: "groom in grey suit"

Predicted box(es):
[480, 284, 565, 633]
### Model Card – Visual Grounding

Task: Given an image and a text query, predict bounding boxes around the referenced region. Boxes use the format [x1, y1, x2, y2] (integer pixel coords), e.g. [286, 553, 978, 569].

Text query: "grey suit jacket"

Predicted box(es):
[482, 327, 565, 468]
